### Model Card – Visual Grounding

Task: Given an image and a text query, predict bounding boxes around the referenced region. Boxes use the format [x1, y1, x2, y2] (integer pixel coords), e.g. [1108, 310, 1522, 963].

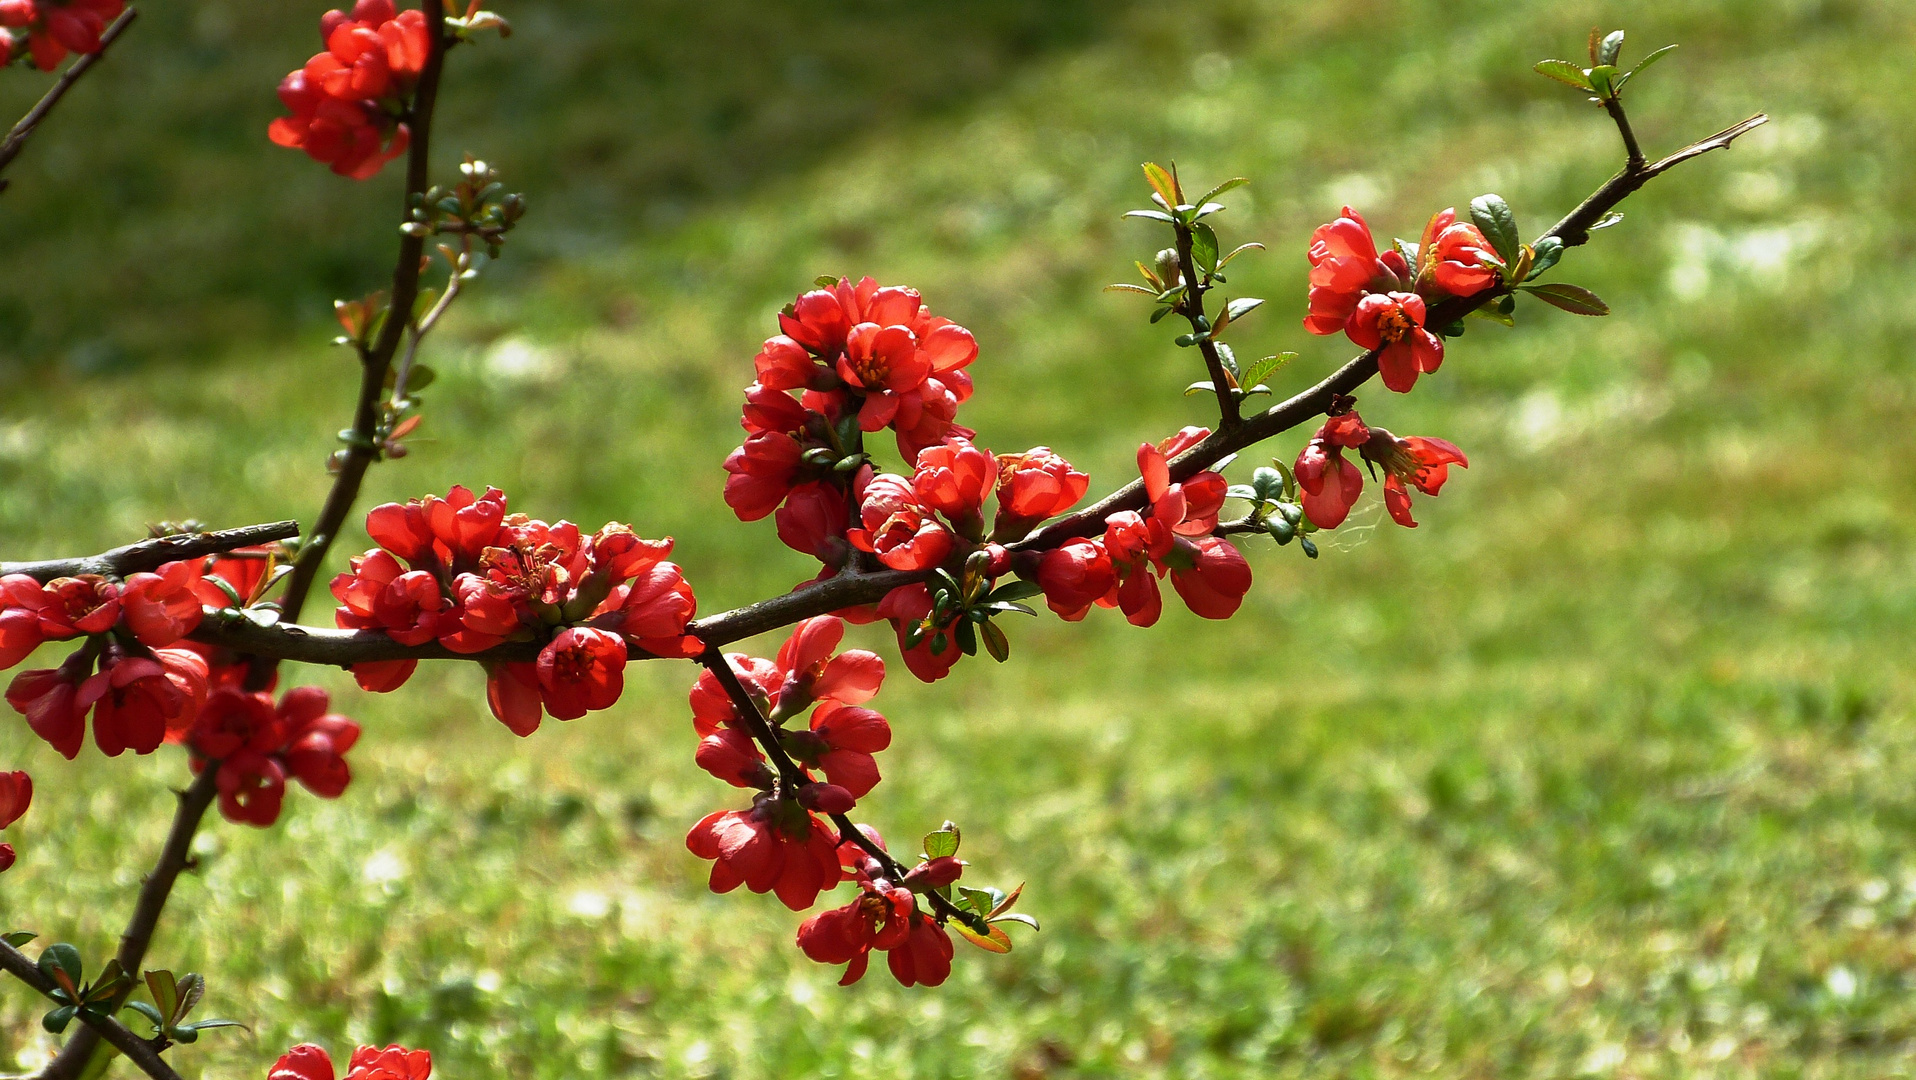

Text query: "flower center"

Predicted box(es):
[1376, 305, 1414, 344]
[850, 353, 890, 387]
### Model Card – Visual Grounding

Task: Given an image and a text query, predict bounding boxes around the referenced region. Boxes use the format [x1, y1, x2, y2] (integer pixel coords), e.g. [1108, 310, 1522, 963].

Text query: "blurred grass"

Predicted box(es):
[4, 0, 1916, 1077]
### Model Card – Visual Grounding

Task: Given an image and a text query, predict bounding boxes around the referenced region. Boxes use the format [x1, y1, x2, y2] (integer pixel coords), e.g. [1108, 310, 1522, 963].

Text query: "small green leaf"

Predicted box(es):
[1141, 163, 1179, 207]
[980, 620, 1009, 663]
[144, 970, 178, 1023]
[1223, 297, 1264, 324]
[1586, 64, 1617, 98]
[1468, 195, 1522, 264]
[813, 275, 842, 289]
[1213, 341, 1239, 379]
[39, 943, 82, 996]
[1190, 222, 1220, 274]
[992, 912, 1041, 931]
[175, 972, 205, 1021]
[986, 581, 1041, 603]
[953, 618, 978, 657]
[1196, 177, 1249, 205]
[1528, 236, 1565, 278]
[1149, 307, 1173, 324]
[1103, 283, 1156, 295]
[954, 921, 1014, 953]
[1468, 304, 1516, 328]
[924, 827, 960, 861]
[1627, 43, 1677, 80]
[1217, 242, 1264, 269]
[1597, 29, 1625, 66]
[42, 1005, 77, 1034]
[3, 931, 36, 948]
[1521, 283, 1610, 315]
[1184, 381, 1215, 397]
[405, 364, 435, 392]
[180, 1019, 249, 1034]
[1534, 59, 1592, 90]
[1240, 351, 1296, 389]
[1590, 211, 1624, 231]
[124, 1001, 165, 1030]
[1301, 537, 1319, 559]
[1173, 333, 1204, 348]
[1125, 209, 1176, 224]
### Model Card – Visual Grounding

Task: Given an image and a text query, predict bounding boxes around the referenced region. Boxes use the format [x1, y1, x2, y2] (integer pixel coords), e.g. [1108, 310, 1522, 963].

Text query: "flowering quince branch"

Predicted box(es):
[0, 4, 135, 194]
[0, 940, 185, 1080]
[0, 21, 1771, 1074]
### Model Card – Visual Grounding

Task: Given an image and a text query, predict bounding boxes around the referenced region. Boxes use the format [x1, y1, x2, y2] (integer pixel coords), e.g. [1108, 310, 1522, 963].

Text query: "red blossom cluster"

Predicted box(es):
[2, 563, 212, 759]
[1035, 427, 1253, 627]
[1304, 206, 1498, 393]
[268, 0, 428, 179]
[798, 827, 956, 987]
[0, 769, 28, 873]
[330, 484, 697, 734]
[187, 685, 361, 827]
[0, 0, 121, 71]
[1294, 398, 1468, 529]
[723, 277, 979, 536]
[270, 1042, 429, 1080]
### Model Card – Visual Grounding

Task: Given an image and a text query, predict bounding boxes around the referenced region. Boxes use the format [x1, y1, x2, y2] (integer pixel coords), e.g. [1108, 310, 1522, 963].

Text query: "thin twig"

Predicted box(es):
[35, 771, 218, 1080]
[0, 8, 138, 194]
[0, 941, 186, 1080]
[276, 0, 451, 627]
[1172, 216, 1243, 430]
[1603, 96, 1645, 169]
[0, 521, 299, 583]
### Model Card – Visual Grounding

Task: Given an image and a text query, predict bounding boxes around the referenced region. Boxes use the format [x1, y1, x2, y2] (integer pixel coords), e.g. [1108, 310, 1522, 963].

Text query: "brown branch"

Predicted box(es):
[37, 770, 218, 1080]
[0, 940, 187, 1080]
[0, 8, 138, 195]
[1171, 216, 1243, 430]
[1, 522, 299, 583]
[276, 0, 450, 627]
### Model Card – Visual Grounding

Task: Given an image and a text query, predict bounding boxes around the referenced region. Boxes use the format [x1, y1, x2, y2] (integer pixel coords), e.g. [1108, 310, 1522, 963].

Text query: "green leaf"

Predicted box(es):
[1468, 195, 1521, 264]
[1213, 341, 1239, 379]
[1141, 163, 1179, 207]
[124, 1001, 165, 1030]
[3, 931, 36, 948]
[1590, 211, 1624, 231]
[1586, 64, 1617, 98]
[980, 620, 1010, 662]
[1240, 351, 1296, 389]
[923, 825, 961, 860]
[1627, 43, 1677, 80]
[1184, 381, 1215, 397]
[1190, 222, 1220, 274]
[1528, 236, 1565, 279]
[812, 275, 842, 289]
[42, 1004, 77, 1034]
[1217, 242, 1264, 269]
[175, 972, 205, 1021]
[1533, 59, 1592, 90]
[405, 364, 435, 392]
[1252, 466, 1285, 502]
[1468, 304, 1516, 328]
[992, 912, 1042, 932]
[1224, 297, 1264, 324]
[1197, 177, 1249, 206]
[1521, 283, 1610, 315]
[986, 580, 1042, 604]
[954, 921, 1014, 953]
[1125, 209, 1176, 224]
[180, 1018, 249, 1034]
[1103, 283, 1156, 295]
[144, 970, 178, 1023]
[953, 617, 978, 656]
[1597, 29, 1625, 66]
[84, 960, 130, 1004]
[39, 943, 82, 996]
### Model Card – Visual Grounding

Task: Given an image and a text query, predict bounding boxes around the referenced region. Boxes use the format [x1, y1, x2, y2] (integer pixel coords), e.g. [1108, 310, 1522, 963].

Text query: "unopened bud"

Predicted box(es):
[797, 783, 855, 815]
[903, 855, 964, 891]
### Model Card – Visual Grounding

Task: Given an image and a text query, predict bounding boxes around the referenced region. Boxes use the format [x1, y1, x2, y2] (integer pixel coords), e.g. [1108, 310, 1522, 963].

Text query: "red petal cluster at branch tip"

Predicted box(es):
[685, 801, 842, 911]
[1303, 205, 1460, 393]
[269, 1042, 431, 1080]
[992, 446, 1090, 541]
[849, 473, 955, 572]
[0, 0, 122, 71]
[797, 828, 955, 987]
[1421, 207, 1500, 298]
[189, 684, 361, 827]
[1348, 292, 1444, 394]
[332, 485, 696, 733]
[267, 0, 429, 179]
[1296, 401, 1468, 530]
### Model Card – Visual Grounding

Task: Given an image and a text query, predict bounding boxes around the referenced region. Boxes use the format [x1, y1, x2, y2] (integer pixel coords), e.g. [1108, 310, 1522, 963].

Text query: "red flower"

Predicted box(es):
[789, 700, 891, 798]
[1304, 206, 1409, 336]
[189, 686, 283, 762]
[0, 844, 12, 872]
[268, 70, 410, 180]
[0, 0, 123, 72]
[992, 446, 1089, 541]
[876, 584, 962, 683]
[268, 0, 429, 180]
[740, 381, 813, 435]
[588, 561, 699, 658]
[269, 1042, 431, 1080]
[484, 661, 542, 736]
[912, 436, 994, 536]
[1347, 292, 1444, 394]
[1421, 207, 1500, 298]
[1139, 427, 1226, 538]
[849, 474, 954, 572]
[80, 648, 206, 758]
[214, 751, 286, 827]
[775, 481, 852, 565]
[1103, 510, 1170, 627]
[423, 484, 509, 569]
[0, 576, 44, 670]
[17, 574, 120, 638]
[280, 686, 361, 798]
[796, 877, 915, 985]
[1295, 410, 1372, 529]
[840, 323, 930, 431]
[753, 337, 828, 393]
[771, 615, 884, 713]
[1036, 538, 1116, 621]
[351, 659, 416, 694]
[887, 912, 956, 988]
[344, 1043, 433, 1080]
[723, 431, 804, 522]
[535, 627, 626, 721]
[195, 548, 276, 609]
[5, 657, 89, 759]
[0, 770, 30, 830]
[695, 727, 771, 789]
[1168, 536, 1253, 619]
[1360, 430, 1469, 528]
[688, 653, 781, 736]
[437, 572, 517, 653]
[120, 560, 206, 648]
[685, 799, 842, 910]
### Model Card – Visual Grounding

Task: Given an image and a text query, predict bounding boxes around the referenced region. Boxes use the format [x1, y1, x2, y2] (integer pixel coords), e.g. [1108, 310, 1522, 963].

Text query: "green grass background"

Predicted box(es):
[3, 0, 1914, 1076]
